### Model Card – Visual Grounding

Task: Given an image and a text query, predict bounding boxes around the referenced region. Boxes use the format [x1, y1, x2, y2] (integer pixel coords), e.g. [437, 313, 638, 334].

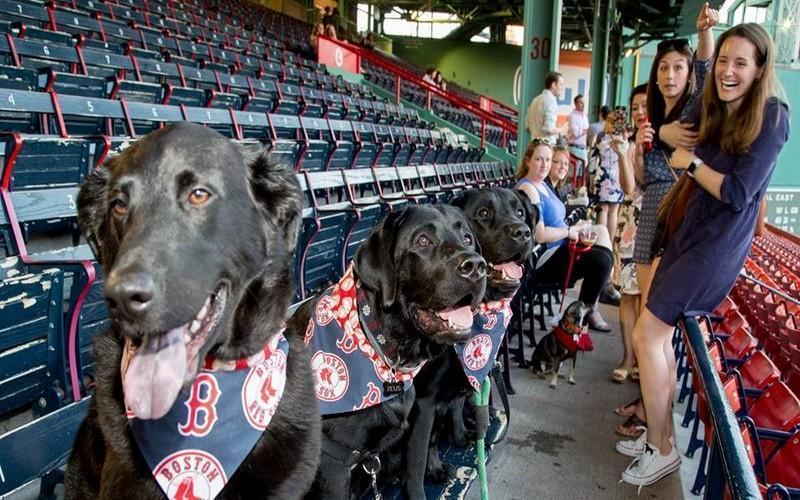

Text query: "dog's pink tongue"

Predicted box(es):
[496, 262, 523, 280]
[123, 327, 187, 420]
[437, 306, 474, 330]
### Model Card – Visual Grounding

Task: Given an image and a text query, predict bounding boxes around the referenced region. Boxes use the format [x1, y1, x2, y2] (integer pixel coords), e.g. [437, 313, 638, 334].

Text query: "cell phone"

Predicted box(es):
[611, 106, 628, 136]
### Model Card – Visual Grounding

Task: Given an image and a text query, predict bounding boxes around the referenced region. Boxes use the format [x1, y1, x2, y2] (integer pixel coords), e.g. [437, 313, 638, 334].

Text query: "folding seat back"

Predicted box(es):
[430, 129, 449, 164]
[339, 169, 388, 265]
[80, 46, 137, 80]
[395, 166, 429, 204]
[723, 326, 758, 362]
[231, 109, 270, 142]
[342, 94, 360, 121]
[384, 103, 401, 125]
[373, 123, 397, 167]
[0, 268, 65, 415]
[259, 60, 283, 81]
[749, 381, 800, 458]
[275, 81, 301, 115]
[245, 76, 277, 113]
[740, 350, 782, 392]
[267, 112, 302, 170]
[181, 104, 236, 138]
[415, 164, 447, 203]
[301, 85, 324, 118]
[327, 119, 354, 171]
[283, 64, 301, 85]
[324, 90, 344, 119]
[300, 171, 355, 298]
[351, 121, 377, 169]
[10, 36, 81, 72]
[67, 261, 109, 392]
[49, 7, 105, 40]
[358, 97, 376, 123]
[764, 429, 800, 491]
[298, 115, 331, 172]
[372, 99, 388, 124]
[0, 0, 50, 26]
[390, 125, 412, 166]
[405, 126, 426, 166]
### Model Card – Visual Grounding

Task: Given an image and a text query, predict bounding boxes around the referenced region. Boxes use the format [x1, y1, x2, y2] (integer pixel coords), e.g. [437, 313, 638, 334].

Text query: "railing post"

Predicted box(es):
[501, 130, 507, 149]
[480, 119, 486, 149]
[395, 75, 401, 105]
[426, 90, 432, 111]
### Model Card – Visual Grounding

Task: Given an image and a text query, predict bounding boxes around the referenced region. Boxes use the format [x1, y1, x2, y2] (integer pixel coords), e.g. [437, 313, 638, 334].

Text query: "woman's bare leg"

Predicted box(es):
[633, 308, 676, 453]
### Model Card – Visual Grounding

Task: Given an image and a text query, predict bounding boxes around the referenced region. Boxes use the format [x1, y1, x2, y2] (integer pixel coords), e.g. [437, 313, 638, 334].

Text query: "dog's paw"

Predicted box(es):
[426, 463, 457, 483]
[549, 383, 557, 389]
[535, 371, 545, 380]
[568, 379, 576, 385]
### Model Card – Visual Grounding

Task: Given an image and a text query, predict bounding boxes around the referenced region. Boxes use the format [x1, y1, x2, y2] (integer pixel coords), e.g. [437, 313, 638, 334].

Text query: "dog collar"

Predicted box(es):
[126, 332, 289, 499]
[454, 299, 513, 391]
[305, 265, 424, 415]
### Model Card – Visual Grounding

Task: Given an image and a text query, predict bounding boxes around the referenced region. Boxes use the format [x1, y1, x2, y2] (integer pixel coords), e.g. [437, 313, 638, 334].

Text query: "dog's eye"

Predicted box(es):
[188, 188, 212, 206]
[416, 235, 431, 248]
[463, 233, 473, 246]
[110, 199, 128, 217]
[477, 207, 490, 218]
[517, 208, 525, 218]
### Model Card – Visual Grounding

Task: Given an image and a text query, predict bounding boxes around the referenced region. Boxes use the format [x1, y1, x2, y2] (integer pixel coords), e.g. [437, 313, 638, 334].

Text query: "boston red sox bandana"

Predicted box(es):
[455, 299, 513, 391]
[125, 332, 289, 499]
[554, 322, 593, 356]
[304, 265, 424, 415]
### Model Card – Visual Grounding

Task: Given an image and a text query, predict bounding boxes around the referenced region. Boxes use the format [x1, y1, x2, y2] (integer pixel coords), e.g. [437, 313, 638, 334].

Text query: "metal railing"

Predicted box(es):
[680, 316, 761, 499]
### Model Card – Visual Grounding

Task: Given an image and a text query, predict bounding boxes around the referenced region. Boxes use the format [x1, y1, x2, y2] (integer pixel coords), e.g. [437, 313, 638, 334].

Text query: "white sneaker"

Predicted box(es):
[615, 427, 648, 457]
[620, 442, 682, 492]
[616, 430, 675, 458]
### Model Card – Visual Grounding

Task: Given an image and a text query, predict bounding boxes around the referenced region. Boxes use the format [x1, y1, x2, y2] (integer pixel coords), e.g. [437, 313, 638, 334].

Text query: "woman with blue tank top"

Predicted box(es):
[515, 138, 614, 332]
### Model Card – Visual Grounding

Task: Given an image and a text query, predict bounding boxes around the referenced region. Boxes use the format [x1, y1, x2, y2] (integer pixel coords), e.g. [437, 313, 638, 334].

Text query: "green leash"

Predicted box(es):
[474, 378, 491, 500]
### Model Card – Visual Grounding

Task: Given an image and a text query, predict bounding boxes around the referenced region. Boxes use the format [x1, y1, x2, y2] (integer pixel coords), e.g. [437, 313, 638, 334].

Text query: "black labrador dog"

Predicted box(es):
[531, 300, 591, 388]
[402, 188, 536, 500]
[66, 123, 320, 499]
[288, 204, 487, 500]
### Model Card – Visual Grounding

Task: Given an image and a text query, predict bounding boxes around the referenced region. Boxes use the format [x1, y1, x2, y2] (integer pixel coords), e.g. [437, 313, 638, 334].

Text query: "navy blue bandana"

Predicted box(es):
[455, 299, 513, 391]
[304, 266, 424, 415]
[125, 333, 289, 499]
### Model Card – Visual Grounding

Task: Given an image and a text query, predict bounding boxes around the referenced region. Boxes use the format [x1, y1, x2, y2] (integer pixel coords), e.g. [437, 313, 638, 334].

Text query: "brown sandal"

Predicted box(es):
[615, 415, 646, 438]
[613, 398, 640, 417]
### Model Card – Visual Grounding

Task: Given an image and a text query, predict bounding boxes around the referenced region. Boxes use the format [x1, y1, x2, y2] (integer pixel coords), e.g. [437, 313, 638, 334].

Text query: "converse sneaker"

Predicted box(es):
[616, 431, 676, 458]
[616, 427, 648, 457]
[621, 442, 682, 491]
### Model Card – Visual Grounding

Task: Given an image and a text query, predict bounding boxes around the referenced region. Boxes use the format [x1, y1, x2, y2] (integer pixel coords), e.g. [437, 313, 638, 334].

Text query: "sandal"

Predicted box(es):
[611, 368, 630, 383]
[613, 398, 640, 417]
[615, 415, 647, 438]
[630, 366, 640, 381]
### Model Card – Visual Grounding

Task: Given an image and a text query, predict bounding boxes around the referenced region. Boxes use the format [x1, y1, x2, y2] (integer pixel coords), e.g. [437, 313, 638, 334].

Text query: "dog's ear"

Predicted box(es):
[354, 209, 405, 310]
[513, 189, 540, 228]
[247, 150, 302, 256]
[449, 190, 467, 209]
[77, 163, 112, 264]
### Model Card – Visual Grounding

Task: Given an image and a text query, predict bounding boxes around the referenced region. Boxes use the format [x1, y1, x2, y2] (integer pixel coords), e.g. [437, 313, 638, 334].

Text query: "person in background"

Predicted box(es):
[568, 95, 590, 169]
[587, 105, 610, 150]
[526, 71, 569, 145]
[309, 22, 324, 51]
[516, 139, 615, 333]
[324, 24, 338, 41]
[611, 84, 647, 394]
[546, 145, 576, 202]
[422, 67, 436, 86]
[433, 70, 447, 91]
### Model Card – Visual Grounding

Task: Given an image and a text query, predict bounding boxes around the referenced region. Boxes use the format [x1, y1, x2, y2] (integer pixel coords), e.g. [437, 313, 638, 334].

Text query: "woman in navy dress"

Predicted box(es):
[621, 23, 791, 487]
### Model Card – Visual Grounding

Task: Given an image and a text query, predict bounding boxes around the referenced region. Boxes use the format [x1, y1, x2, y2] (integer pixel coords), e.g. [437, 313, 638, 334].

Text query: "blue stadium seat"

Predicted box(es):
[352, 120, 378, 168]
[231, 108, 270, 142]
[415, 164, 449, 203]
[274, 81, 301, 115]
[298, 115, 331, 172]
[327, 119, 355, 170]
[390, 124, 412, 166]
[268, 112, 303, 169]
[0, 267, 66, 416]
[301, 85, 324, 118]
[323, 90, 345, 119]
[373, 123, 397, 167]
[395, 166, 431, 204]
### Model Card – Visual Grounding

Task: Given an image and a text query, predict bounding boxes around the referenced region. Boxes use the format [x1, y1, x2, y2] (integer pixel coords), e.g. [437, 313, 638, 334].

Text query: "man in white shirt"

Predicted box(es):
[525, 71, 567, 145]
[567, 94, 589, 166]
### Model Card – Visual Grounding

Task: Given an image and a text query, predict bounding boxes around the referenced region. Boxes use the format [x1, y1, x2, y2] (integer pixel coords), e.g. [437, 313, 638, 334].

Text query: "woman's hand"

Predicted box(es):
[696, 2, 719, 32]
[611, 134, 627, 155]
[659, 121, 699, 150]
[567, 226, 579, 241]
[669, 147, 696, 170]
[635, 121, 655, 149]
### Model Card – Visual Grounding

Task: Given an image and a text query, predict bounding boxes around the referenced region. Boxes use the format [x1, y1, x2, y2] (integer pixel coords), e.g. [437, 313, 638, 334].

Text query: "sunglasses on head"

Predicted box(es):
[657, 38, 691, 52]
[530, 137, 552, 146]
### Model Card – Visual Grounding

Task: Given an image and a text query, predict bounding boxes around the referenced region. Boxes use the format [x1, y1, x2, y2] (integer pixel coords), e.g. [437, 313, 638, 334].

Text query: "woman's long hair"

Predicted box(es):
[698, 23, 780, 154]
[515, 139, 552, 179]
[646, 39, 695, 150]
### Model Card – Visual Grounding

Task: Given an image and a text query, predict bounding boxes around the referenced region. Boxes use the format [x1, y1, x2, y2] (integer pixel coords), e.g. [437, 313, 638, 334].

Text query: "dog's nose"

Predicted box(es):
[105, 270, 156, 318]
[507, 222, 532, 243]
[458, 254, 487, 281]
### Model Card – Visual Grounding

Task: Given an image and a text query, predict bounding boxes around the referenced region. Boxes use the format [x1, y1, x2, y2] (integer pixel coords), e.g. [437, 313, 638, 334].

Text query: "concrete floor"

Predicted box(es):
[466, 301, 689, 500]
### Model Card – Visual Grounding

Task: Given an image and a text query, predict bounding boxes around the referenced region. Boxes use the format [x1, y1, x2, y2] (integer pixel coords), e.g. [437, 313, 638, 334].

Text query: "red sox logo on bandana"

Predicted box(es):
[308, 266, 424, 415]
[464, 334, 492, 371]
[127, 332, 289, 500]
[154, 449, 227, 500]
[242, 349, 287, 430]
[455, 300, 513, 391]
[311, 351, 349, 402]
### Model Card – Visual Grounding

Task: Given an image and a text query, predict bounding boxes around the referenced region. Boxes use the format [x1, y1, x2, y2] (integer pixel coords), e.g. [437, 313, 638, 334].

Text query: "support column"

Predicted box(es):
[589, 0, 611, 120]
[516, 0, 562, 166]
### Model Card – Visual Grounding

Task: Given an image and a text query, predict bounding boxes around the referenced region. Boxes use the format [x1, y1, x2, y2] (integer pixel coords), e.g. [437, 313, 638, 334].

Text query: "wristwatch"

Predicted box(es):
[686, 158, 702, 178]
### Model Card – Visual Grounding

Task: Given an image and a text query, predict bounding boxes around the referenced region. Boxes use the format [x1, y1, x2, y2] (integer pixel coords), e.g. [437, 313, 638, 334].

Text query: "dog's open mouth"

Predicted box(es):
[488, 261, 524, 287]
[415, 294, 476, 344]
[123, 283, 228, 420]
